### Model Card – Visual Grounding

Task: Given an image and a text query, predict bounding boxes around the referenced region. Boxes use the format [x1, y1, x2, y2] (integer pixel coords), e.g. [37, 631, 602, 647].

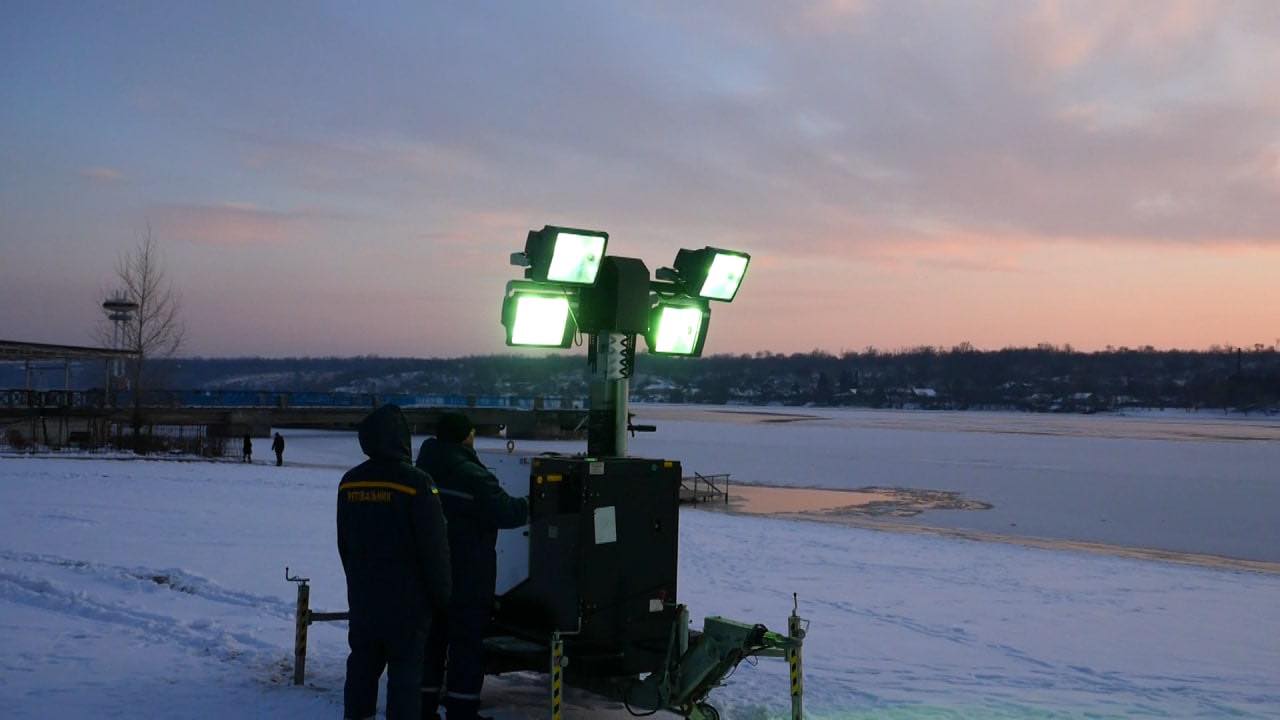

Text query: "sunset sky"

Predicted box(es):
[2, 1, 1278, 357]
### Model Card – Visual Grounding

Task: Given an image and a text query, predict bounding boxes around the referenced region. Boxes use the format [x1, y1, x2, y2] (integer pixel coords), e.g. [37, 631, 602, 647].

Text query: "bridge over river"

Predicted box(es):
[1, 389, 588, 444]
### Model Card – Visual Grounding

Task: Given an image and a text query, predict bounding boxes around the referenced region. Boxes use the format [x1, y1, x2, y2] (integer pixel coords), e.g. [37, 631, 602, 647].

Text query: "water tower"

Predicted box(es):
[101, 292, 138, 385]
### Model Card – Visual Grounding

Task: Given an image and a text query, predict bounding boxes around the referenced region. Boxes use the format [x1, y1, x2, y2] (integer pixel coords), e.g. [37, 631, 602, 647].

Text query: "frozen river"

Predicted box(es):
[471, 405, 1280, 564]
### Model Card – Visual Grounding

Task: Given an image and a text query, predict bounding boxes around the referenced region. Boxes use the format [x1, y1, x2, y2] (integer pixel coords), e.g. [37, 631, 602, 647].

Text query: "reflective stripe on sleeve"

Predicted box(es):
[338, 481, 418, 496]
[436, 487, 475, 501]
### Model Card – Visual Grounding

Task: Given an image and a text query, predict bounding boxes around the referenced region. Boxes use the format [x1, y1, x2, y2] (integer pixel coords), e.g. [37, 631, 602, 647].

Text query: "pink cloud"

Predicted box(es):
[233, 132, 495, 194]
[151, 203, 336, 246]
[820, 225, 1033, 274]
[800, 0, 869, 29]
[405, 209, 579, 271]
[80, 166, 125, 183]
[1016, 0, 1218, 74]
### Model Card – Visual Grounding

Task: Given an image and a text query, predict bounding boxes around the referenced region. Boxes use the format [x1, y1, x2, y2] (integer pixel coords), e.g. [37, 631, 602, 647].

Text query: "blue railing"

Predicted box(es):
[0, 388, 585, 411]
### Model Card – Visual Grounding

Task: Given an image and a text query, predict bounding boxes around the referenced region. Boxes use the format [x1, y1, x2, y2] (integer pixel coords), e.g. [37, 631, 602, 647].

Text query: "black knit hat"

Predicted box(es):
[435, 412, 474, 444]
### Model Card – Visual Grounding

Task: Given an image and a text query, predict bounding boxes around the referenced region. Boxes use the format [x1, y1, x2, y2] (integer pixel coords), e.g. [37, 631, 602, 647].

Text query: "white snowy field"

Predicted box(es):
[2, 438, 1279, 718]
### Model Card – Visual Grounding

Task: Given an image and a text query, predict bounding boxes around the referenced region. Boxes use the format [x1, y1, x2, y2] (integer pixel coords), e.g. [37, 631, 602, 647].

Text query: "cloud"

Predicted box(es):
[150, 203, 340, 246]
[79, 166, 124, 183]
[722, 1, 1280, 246]
[860, 232, 1031, 274]
[1014, 0, 1220, 74]
[236, 132, 495, 197]
[166, 2, 1275, 257]
[43, 6, 1280, 277]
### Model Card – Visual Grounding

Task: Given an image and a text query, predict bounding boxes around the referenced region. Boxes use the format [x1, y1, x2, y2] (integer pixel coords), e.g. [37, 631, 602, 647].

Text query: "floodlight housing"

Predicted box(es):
[644, 298, 710, 357]
[523, 225, 609, 285]
[501, 282, 577, 348]
[672, 247, 750, 301]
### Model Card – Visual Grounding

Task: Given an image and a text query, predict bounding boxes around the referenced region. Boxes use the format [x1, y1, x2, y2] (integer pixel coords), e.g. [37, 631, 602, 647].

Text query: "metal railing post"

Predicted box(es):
[287, 568, 311, 686]
[294, 581, 309, 685]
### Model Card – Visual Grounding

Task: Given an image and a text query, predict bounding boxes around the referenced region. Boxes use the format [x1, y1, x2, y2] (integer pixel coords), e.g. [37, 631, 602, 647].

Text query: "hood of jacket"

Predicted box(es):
[357, 404, 412, 462]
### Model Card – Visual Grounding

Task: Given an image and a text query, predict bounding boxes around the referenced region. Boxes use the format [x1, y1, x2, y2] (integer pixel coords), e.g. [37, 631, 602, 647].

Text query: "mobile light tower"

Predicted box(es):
[495, 227, 805, 720]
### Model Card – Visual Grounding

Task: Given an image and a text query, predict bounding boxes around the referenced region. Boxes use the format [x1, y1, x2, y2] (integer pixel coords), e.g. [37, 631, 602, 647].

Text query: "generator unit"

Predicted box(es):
[491, 455, 681, 677]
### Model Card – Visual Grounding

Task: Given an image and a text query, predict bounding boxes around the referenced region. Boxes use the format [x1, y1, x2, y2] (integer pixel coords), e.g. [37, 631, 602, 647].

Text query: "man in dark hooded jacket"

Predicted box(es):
[417, 412, 528, 720]
[338, 404, 451, 720]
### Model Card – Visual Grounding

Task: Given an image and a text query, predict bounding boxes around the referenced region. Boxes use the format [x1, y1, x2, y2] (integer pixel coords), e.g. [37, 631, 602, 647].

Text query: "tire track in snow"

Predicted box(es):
[808, 597, 1279, 714]
[0, 551, 297, 674]
[0, 551, 294, 618]
[0, 569, 280, 661]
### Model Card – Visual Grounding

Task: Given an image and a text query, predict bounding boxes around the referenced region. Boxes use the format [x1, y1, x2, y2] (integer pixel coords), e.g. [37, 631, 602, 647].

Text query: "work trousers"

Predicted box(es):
[344, 621, 429, 720]
[422, 603, 489, 720]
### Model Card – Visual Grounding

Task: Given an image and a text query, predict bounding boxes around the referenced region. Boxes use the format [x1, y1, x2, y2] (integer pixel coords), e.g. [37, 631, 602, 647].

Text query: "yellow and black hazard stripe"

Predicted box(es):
[788, 647, 802, 697]
[551, 633, 564, 720]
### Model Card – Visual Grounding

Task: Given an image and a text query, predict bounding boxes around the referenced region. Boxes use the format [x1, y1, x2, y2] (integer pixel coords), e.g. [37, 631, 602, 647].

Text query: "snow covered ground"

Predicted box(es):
[2, 411, 1279, 718]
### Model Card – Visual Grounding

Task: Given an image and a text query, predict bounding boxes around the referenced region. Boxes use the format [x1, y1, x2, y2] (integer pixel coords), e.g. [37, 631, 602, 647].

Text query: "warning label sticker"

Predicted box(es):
[593, 506, 617, 544]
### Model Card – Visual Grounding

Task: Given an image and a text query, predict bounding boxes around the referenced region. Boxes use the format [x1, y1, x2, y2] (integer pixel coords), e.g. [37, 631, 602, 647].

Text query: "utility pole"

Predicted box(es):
[25, 359, 34, 449]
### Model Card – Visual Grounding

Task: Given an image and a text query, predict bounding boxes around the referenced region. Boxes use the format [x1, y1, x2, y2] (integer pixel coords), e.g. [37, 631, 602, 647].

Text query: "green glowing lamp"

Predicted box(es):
[501, 283, 576, 348]
[645, 299, 710, 356]
[672, 247, 750, 301]
[518, 225, 609, 285]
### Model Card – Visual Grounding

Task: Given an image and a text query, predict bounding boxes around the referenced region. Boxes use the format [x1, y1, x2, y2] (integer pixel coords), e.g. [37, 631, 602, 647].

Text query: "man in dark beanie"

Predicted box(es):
[338, 404, 451, 720]
[435, 411, 474, 445]
[417, 412, 528, 720]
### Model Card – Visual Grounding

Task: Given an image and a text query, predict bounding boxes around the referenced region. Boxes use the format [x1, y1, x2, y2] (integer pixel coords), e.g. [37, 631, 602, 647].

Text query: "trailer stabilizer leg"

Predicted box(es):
[550, 632, 565, 720]
[627, 612, 803, 718]
[788, 593, 808, 720]
[286, 567, 311, 686]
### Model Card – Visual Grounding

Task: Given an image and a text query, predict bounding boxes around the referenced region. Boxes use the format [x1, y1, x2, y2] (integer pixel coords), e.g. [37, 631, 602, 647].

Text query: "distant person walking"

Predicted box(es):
[272, 432, 285, 466]
[242, 434, 252, 463]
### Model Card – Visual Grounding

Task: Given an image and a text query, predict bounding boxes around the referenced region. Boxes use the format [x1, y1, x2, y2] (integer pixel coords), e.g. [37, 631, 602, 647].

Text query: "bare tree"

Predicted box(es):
[98, 227, 185, 450]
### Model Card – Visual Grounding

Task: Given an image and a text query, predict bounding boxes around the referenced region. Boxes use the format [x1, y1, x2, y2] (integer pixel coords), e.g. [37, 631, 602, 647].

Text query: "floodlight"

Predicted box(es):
[644, 299, 710, 357]
[671, 247, 750, 301]
[522, 226, 608, 285]
[501, 283, 576, 348]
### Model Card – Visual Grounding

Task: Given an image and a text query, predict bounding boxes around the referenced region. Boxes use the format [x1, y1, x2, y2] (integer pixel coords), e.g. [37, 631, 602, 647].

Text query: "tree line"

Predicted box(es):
[125, 343, 1280, 414]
